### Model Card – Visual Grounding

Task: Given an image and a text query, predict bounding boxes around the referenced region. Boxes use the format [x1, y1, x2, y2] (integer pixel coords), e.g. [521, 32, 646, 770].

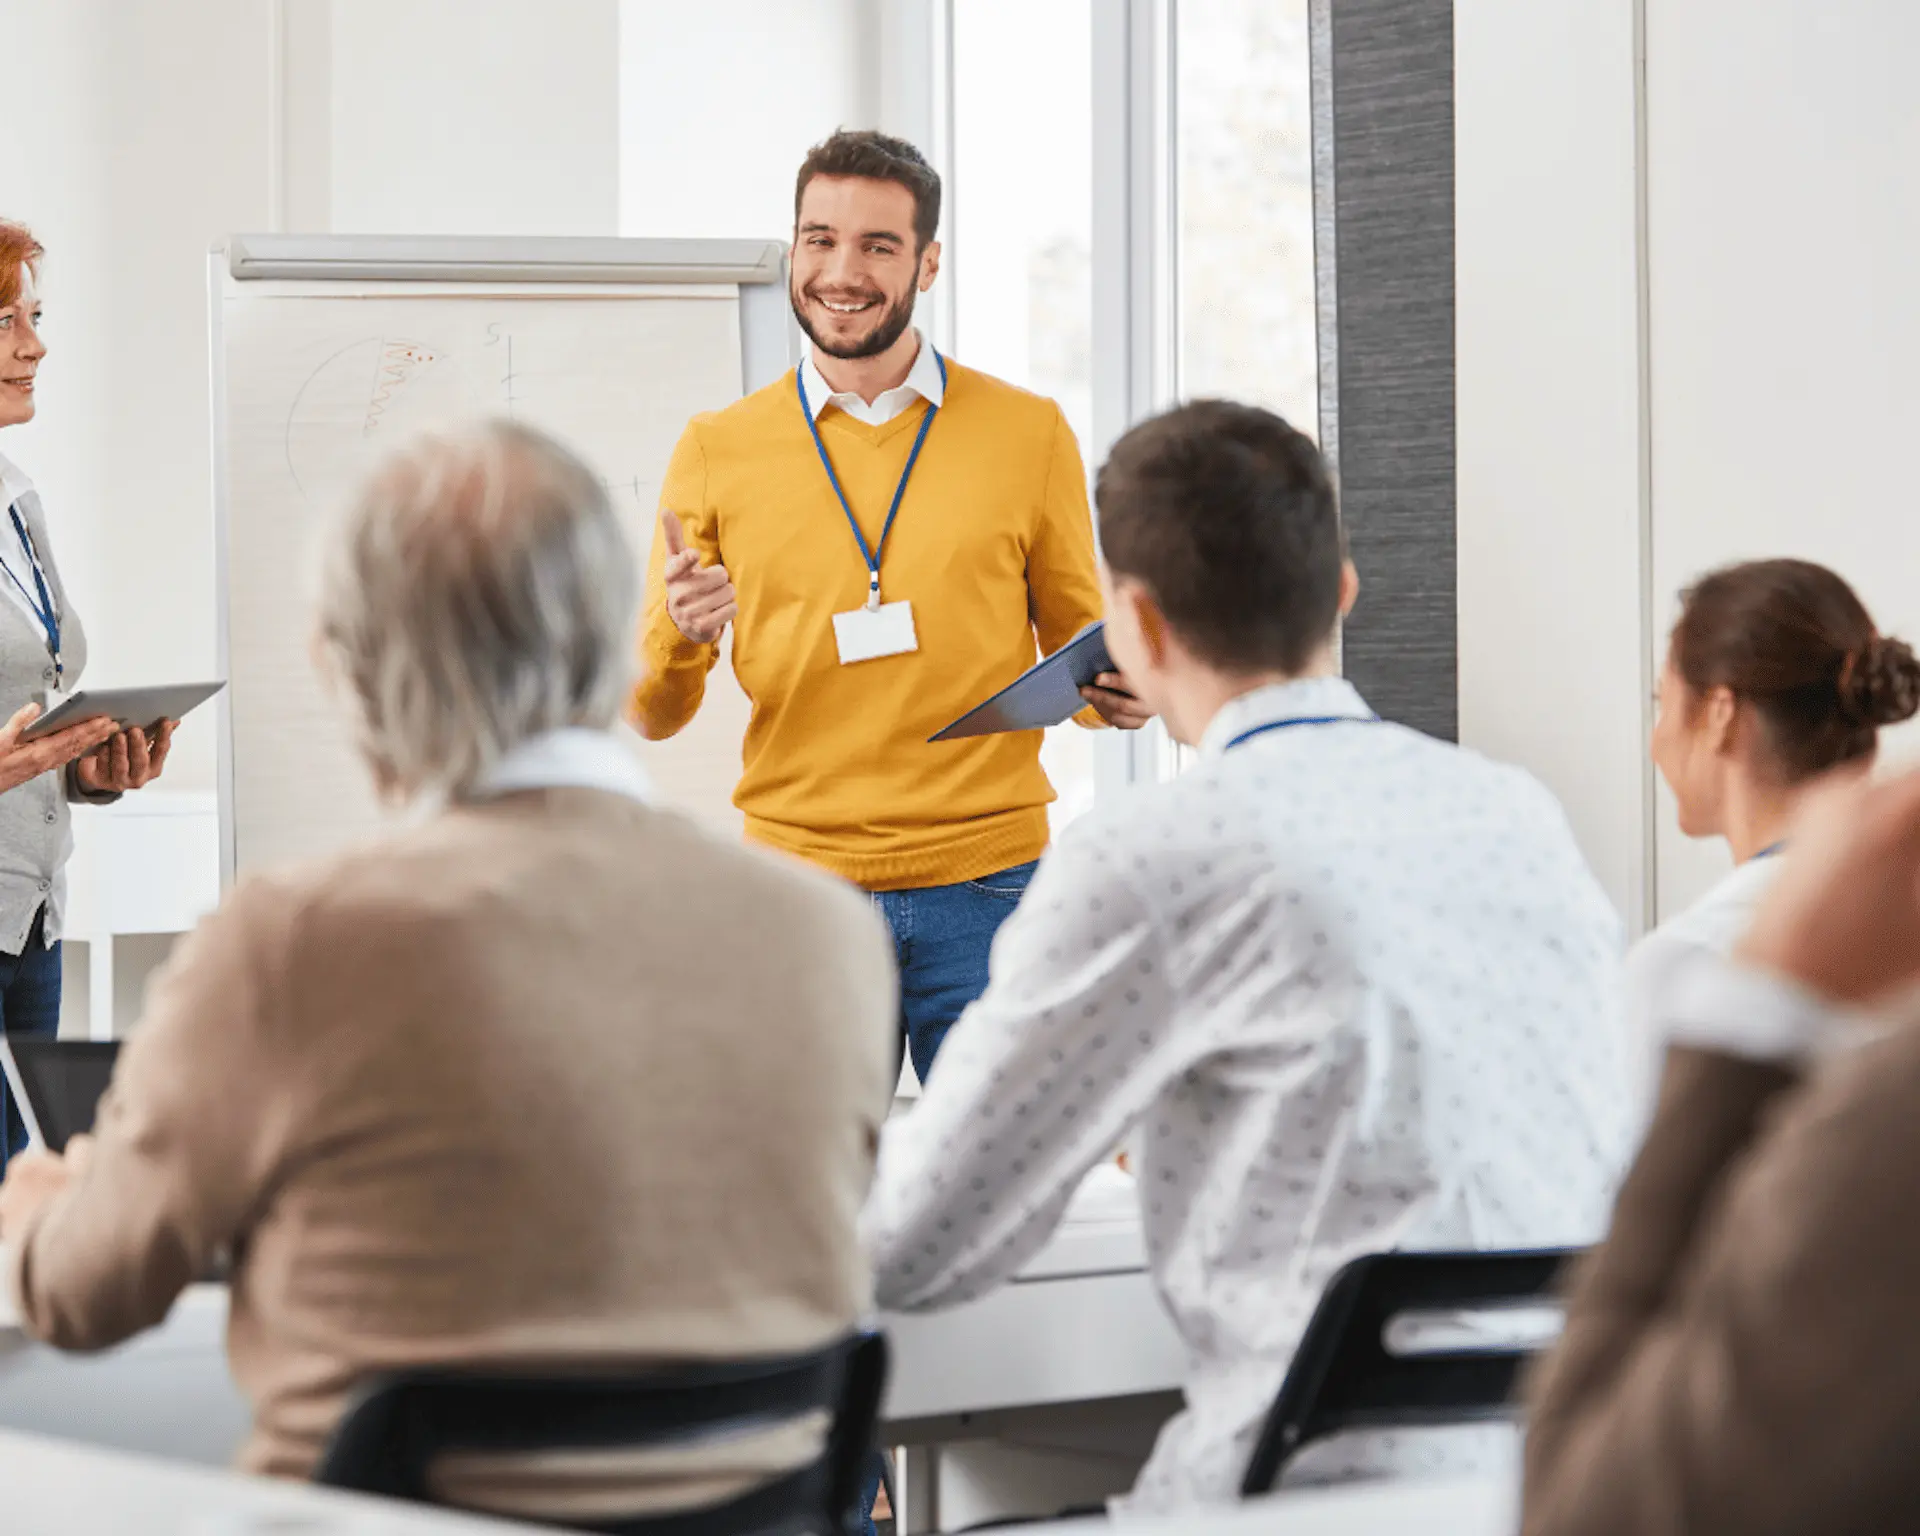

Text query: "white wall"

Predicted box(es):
[5, 1, 276, 801]
[1454, 0, 1650, 928]
[1644, 0, 1920, 917]
[619, 0, 879, 239]
[4, 0, 276, 1031]
[5, 0, 650, 1032]
[1458, 2, 1920, 932]
[9, 0, 631, 805]
[329, 0, 621, 236]
[0, 4, 113, 620]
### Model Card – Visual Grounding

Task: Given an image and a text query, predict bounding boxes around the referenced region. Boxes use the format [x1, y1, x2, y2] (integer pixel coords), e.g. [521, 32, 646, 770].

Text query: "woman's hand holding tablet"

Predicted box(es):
[0, 702, 118, 794]
[18, 680, 224, 743]
[74, 719, 174, 794]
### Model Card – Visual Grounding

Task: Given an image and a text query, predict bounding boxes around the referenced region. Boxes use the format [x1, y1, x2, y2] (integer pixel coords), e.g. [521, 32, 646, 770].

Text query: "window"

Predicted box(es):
[951, 0, 1099, 830]
[1175, 0, 1318, 429]
[944, 0, 1321, 801]
[951, 0, 1095, 452]
[1150, 0, 1318, 783]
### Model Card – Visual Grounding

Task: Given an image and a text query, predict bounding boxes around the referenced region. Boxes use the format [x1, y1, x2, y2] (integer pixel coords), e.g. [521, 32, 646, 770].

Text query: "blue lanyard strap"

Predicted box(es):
[1224, 714, 1380, 751]
[1752, 841, 1787, 861]
[4, 503, 60, 672]
[795, 350, 947, 609]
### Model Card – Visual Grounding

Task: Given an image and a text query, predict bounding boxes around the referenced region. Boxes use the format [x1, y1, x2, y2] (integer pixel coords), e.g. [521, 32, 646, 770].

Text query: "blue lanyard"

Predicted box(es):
[4, 503, 60, 676]
[795, 350, 947, 610]
[1224, 713, 1380, 751]
[1752, 841, 1787, 861]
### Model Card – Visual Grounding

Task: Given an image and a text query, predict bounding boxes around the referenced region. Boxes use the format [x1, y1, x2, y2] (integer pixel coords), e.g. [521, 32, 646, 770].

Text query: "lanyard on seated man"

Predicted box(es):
[1223, 713, 1381, 751]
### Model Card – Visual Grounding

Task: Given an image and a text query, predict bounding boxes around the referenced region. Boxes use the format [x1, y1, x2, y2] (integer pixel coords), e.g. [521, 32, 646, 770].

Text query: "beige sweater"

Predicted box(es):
[7, 788, 895, 1517]
[1524, 1035, 1920, 1534]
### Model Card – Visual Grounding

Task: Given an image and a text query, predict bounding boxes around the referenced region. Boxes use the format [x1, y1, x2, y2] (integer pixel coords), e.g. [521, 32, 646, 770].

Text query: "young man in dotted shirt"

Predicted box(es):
[862, 400, 1633, 1512]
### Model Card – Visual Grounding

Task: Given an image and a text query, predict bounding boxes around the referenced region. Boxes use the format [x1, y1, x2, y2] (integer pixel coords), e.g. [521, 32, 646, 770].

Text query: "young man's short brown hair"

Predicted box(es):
[1096, 401, 1342, 675]
[794, 130, 942, 251]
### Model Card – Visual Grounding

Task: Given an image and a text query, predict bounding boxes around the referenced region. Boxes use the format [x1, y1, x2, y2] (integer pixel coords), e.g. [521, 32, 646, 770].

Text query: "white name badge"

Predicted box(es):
[833, 600, 920, 665]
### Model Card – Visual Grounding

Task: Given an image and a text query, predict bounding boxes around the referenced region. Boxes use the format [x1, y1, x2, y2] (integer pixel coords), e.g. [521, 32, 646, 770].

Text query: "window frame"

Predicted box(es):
[918, 0, 1182, 796]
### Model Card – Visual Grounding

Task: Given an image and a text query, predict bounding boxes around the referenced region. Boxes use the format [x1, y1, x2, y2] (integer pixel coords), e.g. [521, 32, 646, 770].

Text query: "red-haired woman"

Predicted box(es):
[0, 221, 176, 1172]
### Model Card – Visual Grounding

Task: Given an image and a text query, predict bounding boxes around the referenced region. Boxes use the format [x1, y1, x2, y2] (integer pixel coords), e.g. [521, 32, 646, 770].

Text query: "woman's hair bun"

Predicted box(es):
[1838, 634, 1920, 728]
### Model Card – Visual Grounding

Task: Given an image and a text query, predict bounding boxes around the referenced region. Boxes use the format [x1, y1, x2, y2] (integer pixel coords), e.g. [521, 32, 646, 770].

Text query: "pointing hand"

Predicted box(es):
[660, 509, 737, 645]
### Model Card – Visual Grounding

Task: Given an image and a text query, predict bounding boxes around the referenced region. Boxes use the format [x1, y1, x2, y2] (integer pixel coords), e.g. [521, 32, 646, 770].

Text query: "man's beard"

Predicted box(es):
[791, 279, 918, 361]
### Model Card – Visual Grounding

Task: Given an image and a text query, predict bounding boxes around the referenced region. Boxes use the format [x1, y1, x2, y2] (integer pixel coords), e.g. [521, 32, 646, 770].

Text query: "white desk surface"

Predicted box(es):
[884, 1164, 1181, 1425]
[2, 1167, 1183, 1426]
[1114, 1477, 1512, 1535]
[0, 1425, 1514, 1536]
[0, 1427, 551, 1534]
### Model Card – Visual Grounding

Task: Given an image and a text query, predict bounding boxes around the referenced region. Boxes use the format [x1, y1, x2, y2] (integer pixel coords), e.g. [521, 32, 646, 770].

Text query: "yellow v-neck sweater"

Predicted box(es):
[631, 361, 1104, 891]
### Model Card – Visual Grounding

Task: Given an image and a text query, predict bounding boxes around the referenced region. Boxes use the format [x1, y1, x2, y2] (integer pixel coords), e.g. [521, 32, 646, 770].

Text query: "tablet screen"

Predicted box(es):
[5, 1041, 118, 1151]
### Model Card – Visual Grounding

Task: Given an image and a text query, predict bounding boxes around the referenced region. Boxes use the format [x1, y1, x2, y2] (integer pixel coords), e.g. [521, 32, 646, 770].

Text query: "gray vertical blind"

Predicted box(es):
[1313, 0, 1457, 740]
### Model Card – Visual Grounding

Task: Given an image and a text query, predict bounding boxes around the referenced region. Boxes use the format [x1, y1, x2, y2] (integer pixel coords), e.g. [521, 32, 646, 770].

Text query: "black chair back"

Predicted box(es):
[1239, 1248, 1577, 1496]
[316, 1330, 887, 1536]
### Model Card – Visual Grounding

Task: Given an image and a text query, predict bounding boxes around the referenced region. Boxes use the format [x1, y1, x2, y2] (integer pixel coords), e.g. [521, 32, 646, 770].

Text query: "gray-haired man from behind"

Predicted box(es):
[0, 421, 896, 1524]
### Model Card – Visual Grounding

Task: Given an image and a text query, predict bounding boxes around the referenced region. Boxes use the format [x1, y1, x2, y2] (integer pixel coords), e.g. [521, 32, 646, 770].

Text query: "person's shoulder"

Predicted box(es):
[1648, 857, 1781, 957]
[173, 854, 354, 983]
[680, 370, 802, 446]
[590, 799, 888, 956]
[0, 448, 32, 499]
[942, 360, 1070, 429]
[0, 451, 47, 529]
[1415, 734, 1579, 826]
[627, 814, 895, 1024]
[678, 813, 875, 919]
[219, 819, 469, 938]
[245, 795, 874, 956]
[1393, 735, 1615, 897]
[224, 799, 589, 930]
[1047, 766, 1240, 897]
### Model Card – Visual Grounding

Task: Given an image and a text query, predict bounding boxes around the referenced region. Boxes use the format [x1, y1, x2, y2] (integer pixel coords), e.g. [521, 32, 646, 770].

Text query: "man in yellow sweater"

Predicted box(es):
[632, 130, 1146, 1084]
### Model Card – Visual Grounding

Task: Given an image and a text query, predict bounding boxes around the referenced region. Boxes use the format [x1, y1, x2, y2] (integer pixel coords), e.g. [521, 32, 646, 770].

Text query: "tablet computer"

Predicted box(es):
[0, 1039, 120, 1152]
[21, 681, 226, 742]
[930, 622, 1117, 741]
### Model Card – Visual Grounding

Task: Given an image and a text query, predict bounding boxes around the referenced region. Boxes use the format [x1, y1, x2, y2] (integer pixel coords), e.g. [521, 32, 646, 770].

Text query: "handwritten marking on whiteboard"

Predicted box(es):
[364, 339, 442, 437]
[484, 324, 518, 418]
[602, 476, 647, 511]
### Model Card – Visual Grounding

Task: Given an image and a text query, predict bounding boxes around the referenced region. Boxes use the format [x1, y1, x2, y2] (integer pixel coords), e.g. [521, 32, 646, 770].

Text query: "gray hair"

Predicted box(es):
[316, 420, 636, 801]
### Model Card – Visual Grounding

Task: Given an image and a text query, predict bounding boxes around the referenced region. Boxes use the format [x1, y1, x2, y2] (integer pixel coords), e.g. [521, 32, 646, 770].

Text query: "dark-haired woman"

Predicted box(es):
[1628, 557, 1920, 1100]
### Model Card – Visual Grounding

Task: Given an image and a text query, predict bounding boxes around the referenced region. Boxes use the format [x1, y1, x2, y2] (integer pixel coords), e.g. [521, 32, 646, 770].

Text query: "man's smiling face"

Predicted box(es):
[789, 175, 938, 361]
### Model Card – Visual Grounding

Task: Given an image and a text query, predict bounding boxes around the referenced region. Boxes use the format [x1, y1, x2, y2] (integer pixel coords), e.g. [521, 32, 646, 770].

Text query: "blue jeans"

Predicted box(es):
[0, 908, 63, 1174]
[863, 860, 1038, 1532]
[873, 860, 1039, 1088]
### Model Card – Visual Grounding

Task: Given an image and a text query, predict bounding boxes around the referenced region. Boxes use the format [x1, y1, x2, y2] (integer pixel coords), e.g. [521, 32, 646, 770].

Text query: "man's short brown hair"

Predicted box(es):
[794, 130, 942, 251]
[1096, 401, 1343, 675]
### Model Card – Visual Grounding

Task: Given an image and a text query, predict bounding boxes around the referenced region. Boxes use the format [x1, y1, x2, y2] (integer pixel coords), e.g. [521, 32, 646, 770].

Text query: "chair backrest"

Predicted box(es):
[1239, 1248, 1578, 1496]
[315, 1331, 887, 1536]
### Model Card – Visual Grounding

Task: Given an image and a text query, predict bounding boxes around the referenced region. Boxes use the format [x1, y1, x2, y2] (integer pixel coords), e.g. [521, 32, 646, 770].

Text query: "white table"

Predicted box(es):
[878, 1168, 1183, 1529]
[0, 1277, 245, 1464]
[0, 1424, 1513, 1536]
[64, 790, 221, 1040]
[0, 1426, 552, 1534]
[885, 1165, 1183, 1426]
[0, 1172, 1183, 1488]
[1076, 1477, 1512, 1535]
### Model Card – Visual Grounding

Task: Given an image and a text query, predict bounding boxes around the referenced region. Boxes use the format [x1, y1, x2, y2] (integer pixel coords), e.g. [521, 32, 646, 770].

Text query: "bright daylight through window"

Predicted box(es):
[952, 0, 1097, 829]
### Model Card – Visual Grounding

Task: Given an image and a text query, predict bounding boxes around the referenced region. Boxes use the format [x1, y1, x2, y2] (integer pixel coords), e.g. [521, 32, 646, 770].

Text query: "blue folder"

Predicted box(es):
[930, 622, 1116, 741]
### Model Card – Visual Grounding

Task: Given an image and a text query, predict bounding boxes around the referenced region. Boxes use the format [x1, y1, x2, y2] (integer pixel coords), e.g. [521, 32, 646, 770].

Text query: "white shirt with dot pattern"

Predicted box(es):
[863, 677, 1634, 1512]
